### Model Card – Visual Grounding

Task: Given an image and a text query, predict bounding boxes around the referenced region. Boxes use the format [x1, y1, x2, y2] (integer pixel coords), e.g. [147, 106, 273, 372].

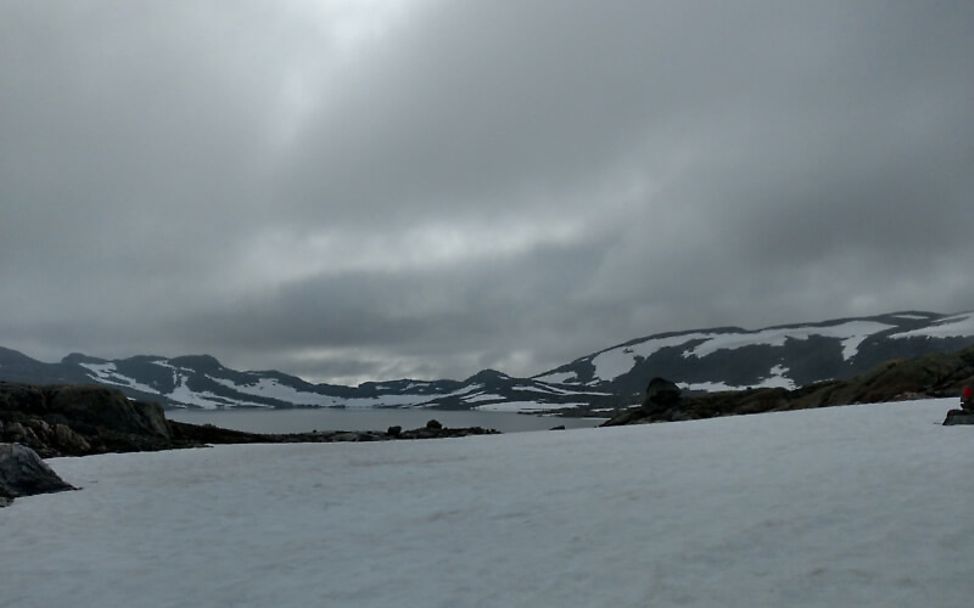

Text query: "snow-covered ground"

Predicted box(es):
[4, 398, 974, 607]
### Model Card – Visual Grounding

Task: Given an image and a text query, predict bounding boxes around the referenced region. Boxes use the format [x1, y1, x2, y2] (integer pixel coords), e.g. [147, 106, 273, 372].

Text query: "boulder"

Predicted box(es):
[943, 409, 974, 425]
[644, 377, 682, 410]
[0, 443, 75, 507]
[601, 377, 685, 427]
[425, 419, 443, 430]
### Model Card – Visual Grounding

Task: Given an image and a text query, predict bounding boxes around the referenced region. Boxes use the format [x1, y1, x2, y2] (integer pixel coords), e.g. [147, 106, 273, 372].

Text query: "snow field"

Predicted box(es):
[3, 398, 974, 607]
[890, 311, 974, 339]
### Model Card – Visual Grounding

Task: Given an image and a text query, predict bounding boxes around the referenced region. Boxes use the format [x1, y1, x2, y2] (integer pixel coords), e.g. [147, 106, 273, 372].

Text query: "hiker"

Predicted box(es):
[962, 386, 974, 412]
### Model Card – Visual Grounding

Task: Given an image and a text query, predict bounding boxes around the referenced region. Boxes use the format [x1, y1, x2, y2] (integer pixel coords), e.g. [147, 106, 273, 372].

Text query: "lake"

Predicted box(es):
[167, 407, 607, 434]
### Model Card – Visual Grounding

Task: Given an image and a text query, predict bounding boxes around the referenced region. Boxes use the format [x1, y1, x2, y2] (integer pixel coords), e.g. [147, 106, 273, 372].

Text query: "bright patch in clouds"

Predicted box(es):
[245, 218, 585, 285]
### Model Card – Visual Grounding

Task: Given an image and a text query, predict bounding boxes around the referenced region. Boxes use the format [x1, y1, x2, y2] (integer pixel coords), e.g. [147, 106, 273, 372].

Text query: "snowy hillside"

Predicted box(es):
[2, 310, 973, 412]
[0, 350, 613, 412]
[4, 397, 973, 607]
[534, 310, 974, 394]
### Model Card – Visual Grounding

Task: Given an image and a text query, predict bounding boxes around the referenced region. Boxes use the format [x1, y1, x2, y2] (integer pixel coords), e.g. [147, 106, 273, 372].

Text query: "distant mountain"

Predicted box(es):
[2, 310, 973, 413]
[0, 348, 614, 412]
[533, 310, 974, 396]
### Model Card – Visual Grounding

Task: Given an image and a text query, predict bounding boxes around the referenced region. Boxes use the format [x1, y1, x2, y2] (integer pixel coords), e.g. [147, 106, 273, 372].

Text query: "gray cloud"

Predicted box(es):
[2, 0, 973, 383]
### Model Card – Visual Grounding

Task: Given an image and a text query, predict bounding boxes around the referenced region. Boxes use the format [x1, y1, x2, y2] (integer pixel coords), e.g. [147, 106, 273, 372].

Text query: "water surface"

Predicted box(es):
[167, 407, 605, 434]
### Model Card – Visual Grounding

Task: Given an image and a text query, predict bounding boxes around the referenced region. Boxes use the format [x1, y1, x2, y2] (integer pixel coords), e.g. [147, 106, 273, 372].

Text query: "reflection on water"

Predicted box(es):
[167, 407, 606, 434]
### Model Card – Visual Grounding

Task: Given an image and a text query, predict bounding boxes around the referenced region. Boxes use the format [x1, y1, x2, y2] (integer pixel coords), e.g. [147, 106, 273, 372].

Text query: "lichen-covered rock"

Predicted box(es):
[1, 382, 177, 455]
[4, 421, 28, 441]
[47, 385, 171, 439]
[53, 423, 92, 453]
[0, 443, 75, 507]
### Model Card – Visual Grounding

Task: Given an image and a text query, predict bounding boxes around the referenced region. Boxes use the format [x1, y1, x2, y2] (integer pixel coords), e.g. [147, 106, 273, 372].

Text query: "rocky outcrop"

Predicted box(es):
[1, 382, 173, 457]
[168, 420, 499, 445]
[3, 383, 497, 456]
[0, 443, 75, 507]
[602, 377, 687, 426]
[1, 381, 501, 457]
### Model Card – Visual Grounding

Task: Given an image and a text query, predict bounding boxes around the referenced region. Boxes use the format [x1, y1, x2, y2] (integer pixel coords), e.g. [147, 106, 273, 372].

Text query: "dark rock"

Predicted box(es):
[398, 424, 499, 440]
[1, 382, 178, 456]
[601, 378, 684, 426]
[944, 409, 974, 425]
[4, 421, 28, 441]
[0, 443, 75, 506]
[332, 432, 364, 442]
[644, 377, 682, 410]
[47, 385, 170, 439]
[549, 425, 566, 431]
[2, 382, 502, 455]
[53, 423, 92, 454]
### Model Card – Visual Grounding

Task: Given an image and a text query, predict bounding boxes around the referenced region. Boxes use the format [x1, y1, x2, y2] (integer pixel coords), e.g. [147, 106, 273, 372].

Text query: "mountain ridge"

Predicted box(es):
[2, 310, 973, 413]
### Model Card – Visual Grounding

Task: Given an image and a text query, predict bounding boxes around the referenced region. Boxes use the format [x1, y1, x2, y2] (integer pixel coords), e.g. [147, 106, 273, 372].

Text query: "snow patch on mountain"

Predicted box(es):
[463, 393, 504, 403]
[169, 376, 266, 409]
[682, 321, 895, 360]
[474, 400, 582, 413]
[759, 364, 797, 390]
[679, 380, 739, 392]
[892, 313, 937, 320]
[533, 370, 580, 384]
[210, 377, 324, 407]
[679, 365, 797, 392]
[536, 384, 612, 396]
[339, 394, 433, 408]
[436, 384, 486, 399]
[591, 332, 717, 381]
[579, 320, 896, 386]
[79, 362, 159, 395]
[889, 312, 974, 339]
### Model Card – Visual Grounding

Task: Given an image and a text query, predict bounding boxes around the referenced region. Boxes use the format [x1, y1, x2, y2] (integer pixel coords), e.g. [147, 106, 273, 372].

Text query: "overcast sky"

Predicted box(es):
[2, 1, 973, 384]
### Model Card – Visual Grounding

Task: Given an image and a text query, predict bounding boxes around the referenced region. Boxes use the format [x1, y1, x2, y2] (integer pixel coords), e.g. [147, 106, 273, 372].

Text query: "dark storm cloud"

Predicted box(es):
[2, 1, 973, 383]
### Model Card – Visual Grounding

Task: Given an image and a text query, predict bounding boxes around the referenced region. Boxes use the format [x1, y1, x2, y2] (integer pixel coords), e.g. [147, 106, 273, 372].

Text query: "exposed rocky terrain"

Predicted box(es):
[0, 382, 499, 459]
[603, 345, 974, 426]
[0, 443, 76, 507]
